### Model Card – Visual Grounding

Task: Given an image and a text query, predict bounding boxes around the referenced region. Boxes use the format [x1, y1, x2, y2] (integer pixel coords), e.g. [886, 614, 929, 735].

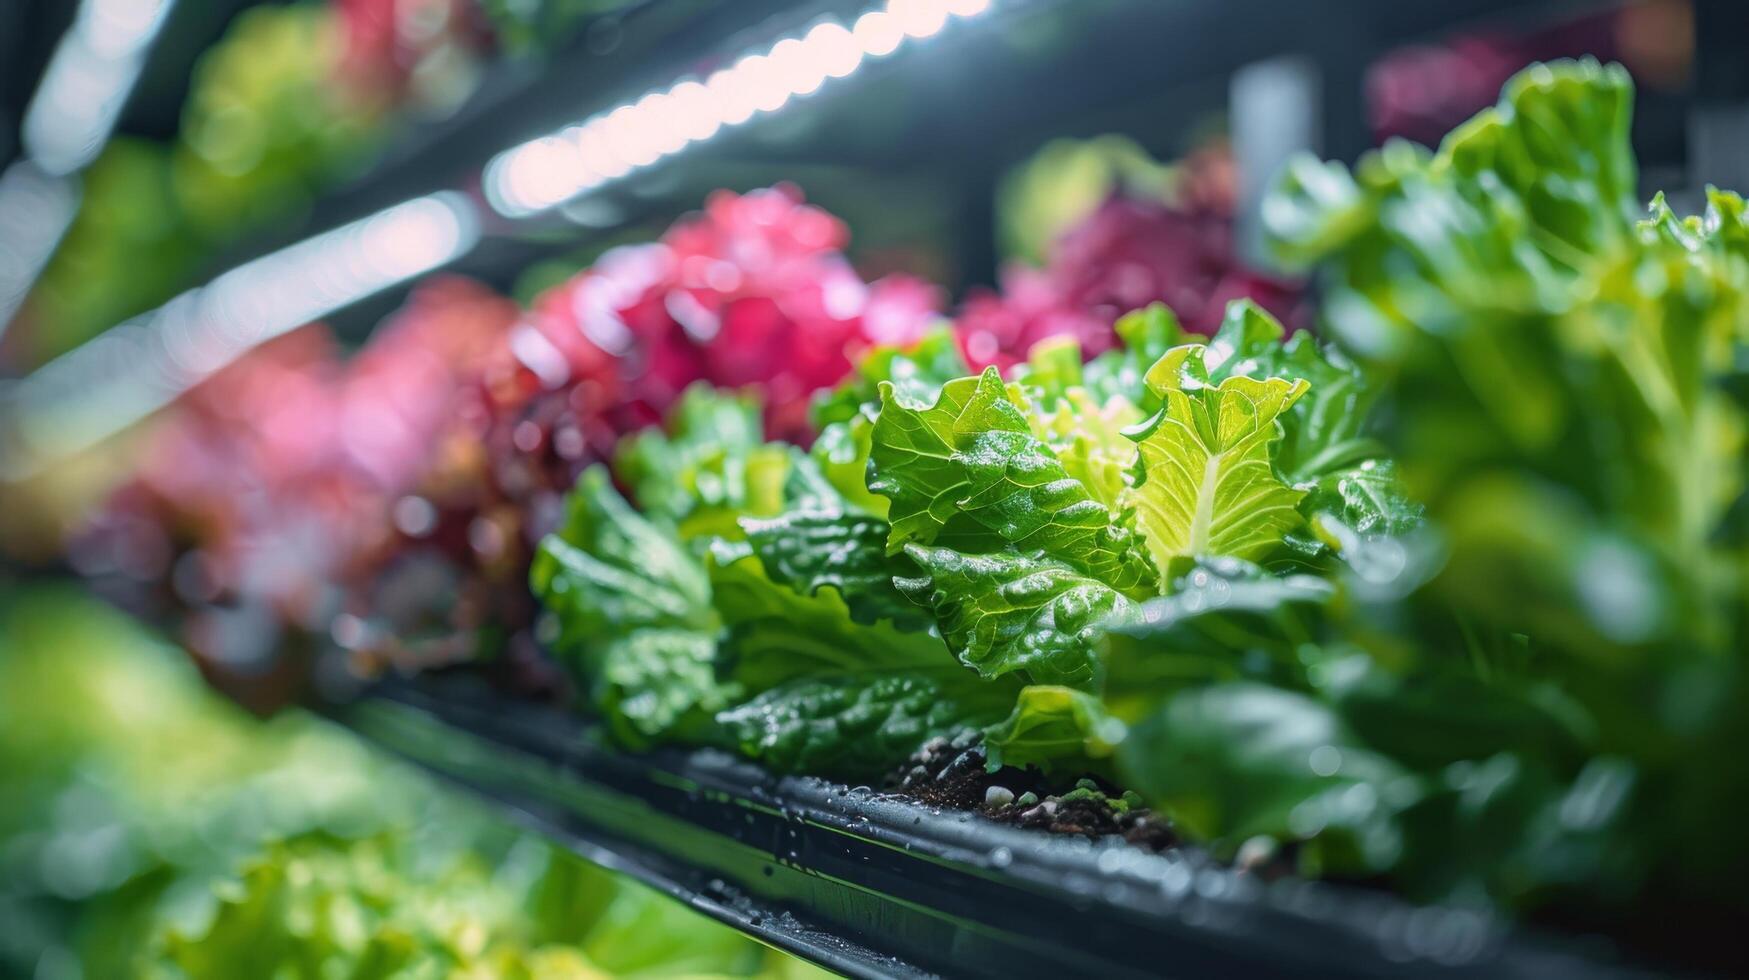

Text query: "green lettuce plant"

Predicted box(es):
[0, 590, 820, 980]
[532, 60, 1749, 936]
[534, 302, 1385, 781]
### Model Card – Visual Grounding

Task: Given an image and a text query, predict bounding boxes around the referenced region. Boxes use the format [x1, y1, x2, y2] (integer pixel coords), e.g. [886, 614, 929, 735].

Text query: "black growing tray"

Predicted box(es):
[331, 674, 1664, 979]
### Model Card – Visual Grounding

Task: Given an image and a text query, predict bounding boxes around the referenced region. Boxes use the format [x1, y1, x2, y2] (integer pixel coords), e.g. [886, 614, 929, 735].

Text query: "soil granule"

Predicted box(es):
[885, 731, 1179, 852]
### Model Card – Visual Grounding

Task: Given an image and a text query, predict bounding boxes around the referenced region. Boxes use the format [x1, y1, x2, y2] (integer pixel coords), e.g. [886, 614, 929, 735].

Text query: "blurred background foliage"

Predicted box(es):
[0, 586, 829, 980]
[18, 2, 386, 368]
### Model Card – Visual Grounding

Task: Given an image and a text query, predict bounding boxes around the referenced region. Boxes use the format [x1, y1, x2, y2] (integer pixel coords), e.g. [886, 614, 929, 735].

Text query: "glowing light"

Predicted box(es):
[666, 80, 724, 143]
[358, 195, 470, 277]
[481, 0, 994, 219]
[806, 23, 863, 79]
[733, 54, 791, 114]
[0, 163, 79, 339]
[24, 0, 176, 175]
[602, 103, 661, 168]
[636, 92, 688, 154]
[853, 11, 903, 56]
[769, 37, 827, 98]
[489, 135, 584, 214]
[81, 0, 172, 58]
[0, 193, 478, 480]
[576, 118, 633, 180]
[890, 0, 949, 39]
[705, 66, 760, 127]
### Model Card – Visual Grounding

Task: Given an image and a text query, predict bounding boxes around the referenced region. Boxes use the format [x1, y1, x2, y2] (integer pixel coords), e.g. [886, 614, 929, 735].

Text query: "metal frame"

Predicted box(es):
[337, 674, 1665, 980]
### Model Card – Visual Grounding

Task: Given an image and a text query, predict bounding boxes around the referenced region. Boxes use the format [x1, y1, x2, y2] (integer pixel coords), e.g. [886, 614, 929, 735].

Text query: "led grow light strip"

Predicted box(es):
[23, 0, 177, 176]
[485, 0, 994, 218]
[0, 192, 479, 481]
[0, 163, 79, 339]
[2, 0, 996, 478]
[2, 0, 177, 343]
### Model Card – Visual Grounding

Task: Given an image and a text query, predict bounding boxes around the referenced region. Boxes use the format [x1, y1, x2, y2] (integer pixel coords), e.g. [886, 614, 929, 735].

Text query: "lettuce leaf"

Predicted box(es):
[737, 508, 929, 630]
[531, 468, 729, 744]
[1021, 382, 1143, 511]
[809, 415, 888, 517]
[1124, 345, 1309, 573]
[615, 384, 789, 540]
[717, 670, 1017, 780]
[983, 685, 1126, 772]
[1133, 300, 1418, 566]
[1254, 58, 1749, 912]
[1271, 59, 1746, 656]
[809, 328, 978, 518]
[1101, 557, 1334, 714]
[897, 546, 1133, 686]
[590, 629, 730, 745]
[147, 830, 778, 980]
[1192, 302, 1384, 487]
[703, 522, 998, 775]
[708, 543, 945, 691]
[1081, 303, 1192, 412]
[811, 327, 970, 429]
[868, 367, 1156, 592]
[1118, 683, 1418, 874]
[1302, 459, 1421, 540]
[532, 468, 714, 641]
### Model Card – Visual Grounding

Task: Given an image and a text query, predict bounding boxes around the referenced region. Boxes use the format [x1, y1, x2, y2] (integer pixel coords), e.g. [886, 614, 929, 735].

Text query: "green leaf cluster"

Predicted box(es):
[1252, 57, 1749, 917]
[142, 830, 795, 979]
[533, 61, 1749, 935]
[534, 377, 1012, 780]
[538, 301, 1390, 790]
[0, 590, 817, 980]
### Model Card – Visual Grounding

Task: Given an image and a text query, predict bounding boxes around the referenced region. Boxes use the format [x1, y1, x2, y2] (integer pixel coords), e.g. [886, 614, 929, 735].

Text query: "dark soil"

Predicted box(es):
[884, 731, 1179, 852]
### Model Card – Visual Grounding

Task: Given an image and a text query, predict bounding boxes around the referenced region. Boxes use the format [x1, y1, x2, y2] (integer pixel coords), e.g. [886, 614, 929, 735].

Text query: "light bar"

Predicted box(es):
[23, 0, 177, 176]
[0, 163, 80, 341]
[485, 0, 995, 218]
[0, 192, 479, 481]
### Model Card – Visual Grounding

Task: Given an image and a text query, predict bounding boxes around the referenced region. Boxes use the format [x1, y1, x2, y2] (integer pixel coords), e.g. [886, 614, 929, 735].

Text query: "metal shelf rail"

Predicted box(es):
[336, 674, 1664, 980]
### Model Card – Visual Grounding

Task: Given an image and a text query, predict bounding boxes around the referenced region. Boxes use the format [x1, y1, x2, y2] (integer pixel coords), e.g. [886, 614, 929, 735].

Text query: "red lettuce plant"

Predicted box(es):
[71, 278, 515, 701]
[957, 144, 1302, 370]
[359, 186, 939, 675]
